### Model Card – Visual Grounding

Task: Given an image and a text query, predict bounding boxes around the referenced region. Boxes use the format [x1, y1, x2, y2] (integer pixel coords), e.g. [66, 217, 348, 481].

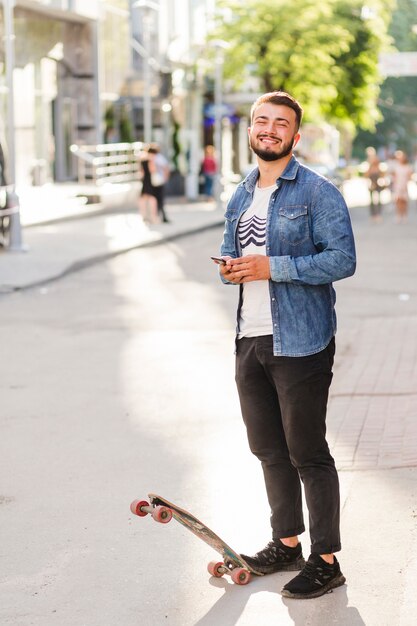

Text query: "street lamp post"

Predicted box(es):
[133, 0, 160, 144]
[141, 11, 152, 144]
[3, 0, 25, 251]
[212, 40, 230, 210]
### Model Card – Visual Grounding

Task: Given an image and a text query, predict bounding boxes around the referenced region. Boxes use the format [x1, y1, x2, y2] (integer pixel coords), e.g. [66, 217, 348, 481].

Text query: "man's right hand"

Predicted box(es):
[219, 257, 242, 284]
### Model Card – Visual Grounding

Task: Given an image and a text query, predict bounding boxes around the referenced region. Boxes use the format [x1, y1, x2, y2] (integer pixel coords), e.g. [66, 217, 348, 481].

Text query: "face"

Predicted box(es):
[248, 103, 300, 162]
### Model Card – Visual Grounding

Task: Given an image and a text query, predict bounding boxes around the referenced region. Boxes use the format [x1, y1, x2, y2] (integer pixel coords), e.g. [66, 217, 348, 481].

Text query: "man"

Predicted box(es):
[214, 91, 356, 599]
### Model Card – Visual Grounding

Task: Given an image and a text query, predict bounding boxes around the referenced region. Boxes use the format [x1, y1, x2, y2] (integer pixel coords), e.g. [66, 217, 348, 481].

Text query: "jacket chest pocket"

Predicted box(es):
[278, 204, 309, 245]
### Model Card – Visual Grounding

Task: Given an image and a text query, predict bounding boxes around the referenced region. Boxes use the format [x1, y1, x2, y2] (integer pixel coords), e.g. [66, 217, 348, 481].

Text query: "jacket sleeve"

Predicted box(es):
[219, 192, 239, 285]
[269, 181, 356, 285]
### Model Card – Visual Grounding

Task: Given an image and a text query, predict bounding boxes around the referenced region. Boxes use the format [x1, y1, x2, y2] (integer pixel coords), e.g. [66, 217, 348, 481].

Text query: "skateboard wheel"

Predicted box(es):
[151, 505, 173, 524]
[207, 561, 225, 578]
[130, 500, 150, 517]
[231, 568, 251, 585]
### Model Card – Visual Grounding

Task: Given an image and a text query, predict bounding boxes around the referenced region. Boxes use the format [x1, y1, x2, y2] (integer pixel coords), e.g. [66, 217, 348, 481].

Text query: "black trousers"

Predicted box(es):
[235, 335, 341, 555]
[154, 187, 168, 222]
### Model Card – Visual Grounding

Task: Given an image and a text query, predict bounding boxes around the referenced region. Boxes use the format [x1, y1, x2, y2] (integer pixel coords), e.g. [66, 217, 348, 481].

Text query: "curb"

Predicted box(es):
[1, 217, 225, 293]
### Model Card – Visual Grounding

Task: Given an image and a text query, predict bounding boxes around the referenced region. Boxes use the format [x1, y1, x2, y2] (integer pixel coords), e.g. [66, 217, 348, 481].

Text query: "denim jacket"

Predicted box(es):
[220, 156, 356, 356]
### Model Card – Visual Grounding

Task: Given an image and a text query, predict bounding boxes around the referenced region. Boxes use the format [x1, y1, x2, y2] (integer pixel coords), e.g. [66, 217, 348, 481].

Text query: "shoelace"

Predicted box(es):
[255, 541, 292, 564]
[255, 542, 277, 562]
[301, 560, 330, 584]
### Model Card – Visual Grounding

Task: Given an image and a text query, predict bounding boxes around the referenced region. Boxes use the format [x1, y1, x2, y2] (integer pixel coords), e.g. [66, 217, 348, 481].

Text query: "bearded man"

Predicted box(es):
[213, 91, 356, 599]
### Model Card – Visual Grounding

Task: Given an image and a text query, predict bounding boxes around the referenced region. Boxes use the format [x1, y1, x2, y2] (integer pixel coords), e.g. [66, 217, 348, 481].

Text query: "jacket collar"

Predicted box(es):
[243, 155, 300, 193]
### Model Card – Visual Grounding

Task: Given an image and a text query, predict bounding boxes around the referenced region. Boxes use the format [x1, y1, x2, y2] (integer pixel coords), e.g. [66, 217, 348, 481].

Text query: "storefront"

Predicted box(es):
[0, 0, 100, 185]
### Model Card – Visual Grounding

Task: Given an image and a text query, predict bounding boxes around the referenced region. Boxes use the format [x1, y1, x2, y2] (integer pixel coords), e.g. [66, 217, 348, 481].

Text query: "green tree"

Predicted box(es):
[353, 0, 417, 159]
[212, 0, 394, 136]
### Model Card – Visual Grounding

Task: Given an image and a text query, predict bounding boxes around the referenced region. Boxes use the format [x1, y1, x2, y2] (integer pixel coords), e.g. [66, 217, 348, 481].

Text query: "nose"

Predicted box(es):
[264, 121, 276, 133]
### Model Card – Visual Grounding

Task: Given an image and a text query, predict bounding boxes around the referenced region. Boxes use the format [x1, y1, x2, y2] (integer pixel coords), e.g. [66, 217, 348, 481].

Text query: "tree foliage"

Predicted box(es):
[353, 0, 417, 158]
[212, 0, 394, 133]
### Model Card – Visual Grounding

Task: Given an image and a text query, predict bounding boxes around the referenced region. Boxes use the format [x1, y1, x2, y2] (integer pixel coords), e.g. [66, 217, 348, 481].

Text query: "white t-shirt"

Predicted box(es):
[154, 153, 169, 183]
[237, 183, 275, 338]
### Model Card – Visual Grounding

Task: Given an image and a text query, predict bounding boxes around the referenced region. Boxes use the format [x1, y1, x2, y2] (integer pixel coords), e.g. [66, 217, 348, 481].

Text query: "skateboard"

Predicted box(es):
[130, 493, 263, 585]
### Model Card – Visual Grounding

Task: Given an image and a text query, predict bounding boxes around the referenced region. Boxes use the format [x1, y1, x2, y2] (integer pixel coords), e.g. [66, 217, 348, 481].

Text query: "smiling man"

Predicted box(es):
[213, 91, 356, 599]
[250, 104, 300, 162]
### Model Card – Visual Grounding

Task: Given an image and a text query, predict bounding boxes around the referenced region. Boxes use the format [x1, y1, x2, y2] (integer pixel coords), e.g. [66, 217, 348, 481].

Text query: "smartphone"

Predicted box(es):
[211, 256, 226, 265]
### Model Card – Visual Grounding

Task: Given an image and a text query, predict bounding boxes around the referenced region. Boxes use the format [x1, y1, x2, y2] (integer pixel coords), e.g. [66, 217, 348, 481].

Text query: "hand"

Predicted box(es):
[221, 254, 271, 283]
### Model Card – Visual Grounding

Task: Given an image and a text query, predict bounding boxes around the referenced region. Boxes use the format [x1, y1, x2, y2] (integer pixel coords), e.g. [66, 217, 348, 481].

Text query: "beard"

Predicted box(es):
[250, 134, 295, 162]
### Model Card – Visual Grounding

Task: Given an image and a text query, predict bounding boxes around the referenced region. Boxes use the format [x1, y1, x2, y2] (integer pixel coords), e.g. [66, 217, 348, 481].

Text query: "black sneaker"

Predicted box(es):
[281, 553, 346, 599]
[241, 540, 305, 575]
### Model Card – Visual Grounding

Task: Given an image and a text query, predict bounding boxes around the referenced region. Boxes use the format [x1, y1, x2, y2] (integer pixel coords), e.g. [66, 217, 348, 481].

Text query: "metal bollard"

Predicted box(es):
[6, 189, 27, 252]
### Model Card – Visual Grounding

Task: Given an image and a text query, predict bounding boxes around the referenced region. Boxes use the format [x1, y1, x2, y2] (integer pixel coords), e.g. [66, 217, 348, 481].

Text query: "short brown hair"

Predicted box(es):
[250, 91, 303, 130]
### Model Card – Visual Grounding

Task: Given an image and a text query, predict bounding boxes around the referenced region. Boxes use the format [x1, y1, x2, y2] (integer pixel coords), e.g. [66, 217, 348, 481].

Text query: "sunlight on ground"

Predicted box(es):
[102, 237, 400, 625]
[104, 213, 162, 250]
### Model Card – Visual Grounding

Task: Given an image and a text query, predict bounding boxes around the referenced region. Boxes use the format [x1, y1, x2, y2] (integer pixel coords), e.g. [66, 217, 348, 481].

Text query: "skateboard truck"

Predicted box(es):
[130, 495, 258, 585]
[207, 560, 251, 585]
[131, 499, 173, 524]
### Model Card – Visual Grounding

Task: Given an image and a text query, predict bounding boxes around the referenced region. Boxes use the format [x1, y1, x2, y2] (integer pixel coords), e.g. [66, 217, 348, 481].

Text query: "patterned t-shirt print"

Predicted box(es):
[239, 215, 267, 249]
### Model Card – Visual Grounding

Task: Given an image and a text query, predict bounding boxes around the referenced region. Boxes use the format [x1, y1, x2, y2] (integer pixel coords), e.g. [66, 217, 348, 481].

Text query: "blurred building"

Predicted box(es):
[0, 1, 102, 185]
[114, 0, 216, 197]
[0, 0, 217, 194]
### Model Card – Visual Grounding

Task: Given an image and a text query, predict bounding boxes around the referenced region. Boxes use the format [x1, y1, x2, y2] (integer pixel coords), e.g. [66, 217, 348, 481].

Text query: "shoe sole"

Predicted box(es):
[280, 573, 346, 599]
[243, 556, 306, 575]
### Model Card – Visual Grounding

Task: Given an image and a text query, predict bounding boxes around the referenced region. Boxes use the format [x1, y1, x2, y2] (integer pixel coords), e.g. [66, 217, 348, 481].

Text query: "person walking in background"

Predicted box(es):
[138, 144, 170, 224]
[213, 91, 356, 599]
[138, 146, 159, 224]
[153, 145, 170, 222]
[0, 140, 7, 187]
[365, 147, 384, 223]
[392, 150, 413, 223]
[0, 141, 8, 246]
[201, 145, 217, 200]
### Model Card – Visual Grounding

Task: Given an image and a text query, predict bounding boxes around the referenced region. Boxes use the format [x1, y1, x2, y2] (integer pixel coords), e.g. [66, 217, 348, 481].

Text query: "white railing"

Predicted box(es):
[70, 141, 144, 185]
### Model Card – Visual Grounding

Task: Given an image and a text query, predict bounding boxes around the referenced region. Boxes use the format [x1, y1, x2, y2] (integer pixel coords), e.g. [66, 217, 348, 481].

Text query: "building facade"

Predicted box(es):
[0, 0, 102, 185]
[0, 0, 219, 192]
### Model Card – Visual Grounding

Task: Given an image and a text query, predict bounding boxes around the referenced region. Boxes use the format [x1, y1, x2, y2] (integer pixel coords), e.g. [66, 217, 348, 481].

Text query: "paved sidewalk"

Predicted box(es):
[1, 178, 416, 475]
[0, 183, 224, 291]
[0, 178, 416, 624]
[329, 196, 417, 471]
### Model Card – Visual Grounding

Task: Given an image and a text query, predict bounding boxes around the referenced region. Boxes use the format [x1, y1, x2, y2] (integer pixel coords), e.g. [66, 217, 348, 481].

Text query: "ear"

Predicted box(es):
[292, 133, 301, 149]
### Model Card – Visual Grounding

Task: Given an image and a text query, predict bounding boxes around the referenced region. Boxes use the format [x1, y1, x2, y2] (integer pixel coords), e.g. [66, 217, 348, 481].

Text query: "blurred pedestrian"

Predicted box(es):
[0, 140, 7, 187]
[138, 144, 170, 224]
[365, 147, 384, 223]
[138, 146, 159, 224]
[0, 140, 8, 246]
[201, 145, 217, 200]
[153, 145, 170, 222]
[392, 150, 413, 223]
[214, 90, 356, 600]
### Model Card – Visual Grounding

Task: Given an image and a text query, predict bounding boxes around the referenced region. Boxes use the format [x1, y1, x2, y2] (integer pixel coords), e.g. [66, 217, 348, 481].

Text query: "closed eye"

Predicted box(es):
[254, 116, 289, 128]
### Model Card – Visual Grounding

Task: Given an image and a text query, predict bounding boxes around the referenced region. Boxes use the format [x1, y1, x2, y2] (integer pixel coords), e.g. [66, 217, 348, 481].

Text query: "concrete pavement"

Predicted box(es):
[2, 177, 416, 467]
[0, 182, 225, 291]
[1, 179, 416, 472]
[328, 186, 417, 473]
[1, 178, 417, 624]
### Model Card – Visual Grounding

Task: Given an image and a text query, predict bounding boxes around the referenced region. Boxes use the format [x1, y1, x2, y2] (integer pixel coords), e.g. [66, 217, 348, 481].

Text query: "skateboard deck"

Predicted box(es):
[130, 493, 263, 585]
